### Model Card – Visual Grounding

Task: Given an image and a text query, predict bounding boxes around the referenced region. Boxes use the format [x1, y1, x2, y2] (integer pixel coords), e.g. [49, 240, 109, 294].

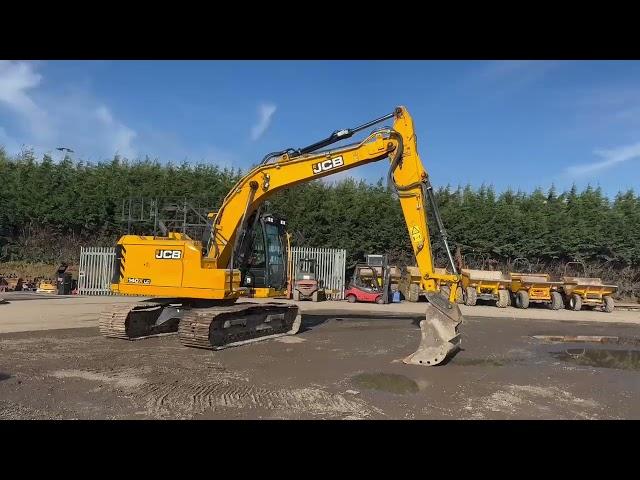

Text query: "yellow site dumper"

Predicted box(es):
[561, 262, 617, 313]
[460, 268, 511, 307]
[509, 259, 563, 310]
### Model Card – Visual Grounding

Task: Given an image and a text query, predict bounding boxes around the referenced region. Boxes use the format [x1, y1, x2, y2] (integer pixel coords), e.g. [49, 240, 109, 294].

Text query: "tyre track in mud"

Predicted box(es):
[0, 399, 66, 419]
[131, 377, 382, 418]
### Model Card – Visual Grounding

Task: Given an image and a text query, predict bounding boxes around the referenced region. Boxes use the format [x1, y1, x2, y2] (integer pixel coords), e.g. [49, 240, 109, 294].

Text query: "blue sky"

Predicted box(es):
[1, 60, 639, 196]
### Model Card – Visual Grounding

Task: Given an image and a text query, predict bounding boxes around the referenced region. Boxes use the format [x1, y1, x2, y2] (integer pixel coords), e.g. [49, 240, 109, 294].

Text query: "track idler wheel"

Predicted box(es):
[403, 291, 463, 367]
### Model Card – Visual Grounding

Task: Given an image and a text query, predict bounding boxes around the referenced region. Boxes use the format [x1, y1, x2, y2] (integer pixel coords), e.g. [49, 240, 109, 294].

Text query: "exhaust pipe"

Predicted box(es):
[403, 291, 463, 366]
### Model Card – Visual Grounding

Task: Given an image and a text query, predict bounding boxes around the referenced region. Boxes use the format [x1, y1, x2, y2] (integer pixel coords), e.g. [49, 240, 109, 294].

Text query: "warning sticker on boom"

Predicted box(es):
[411, 226, 423, 243]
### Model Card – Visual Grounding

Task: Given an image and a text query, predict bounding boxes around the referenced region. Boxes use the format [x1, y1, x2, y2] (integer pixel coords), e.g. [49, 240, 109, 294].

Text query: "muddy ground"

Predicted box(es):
[1, 313, 639, 420]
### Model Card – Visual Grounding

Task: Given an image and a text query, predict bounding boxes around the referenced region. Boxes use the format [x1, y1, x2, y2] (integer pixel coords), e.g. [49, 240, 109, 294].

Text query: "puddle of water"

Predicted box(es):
[551, 348, 640, 371]
[533, 335, 619, 344]
[341, 325, 399, 331]
[533, 335, 640, 347]
[452, 358, 507, 367]
[352, 373, 419, 394]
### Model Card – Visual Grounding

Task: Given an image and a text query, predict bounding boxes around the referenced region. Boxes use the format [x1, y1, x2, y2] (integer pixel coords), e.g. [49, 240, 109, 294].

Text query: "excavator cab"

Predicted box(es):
[236, 212, 289, 297]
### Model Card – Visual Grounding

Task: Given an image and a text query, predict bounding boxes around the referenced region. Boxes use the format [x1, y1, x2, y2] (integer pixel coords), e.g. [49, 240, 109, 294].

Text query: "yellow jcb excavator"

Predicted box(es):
[99, 106, 464, 366]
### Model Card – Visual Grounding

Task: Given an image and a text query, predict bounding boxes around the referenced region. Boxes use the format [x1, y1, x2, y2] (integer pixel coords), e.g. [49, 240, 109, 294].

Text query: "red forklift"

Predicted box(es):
[344, 256, 392, 304]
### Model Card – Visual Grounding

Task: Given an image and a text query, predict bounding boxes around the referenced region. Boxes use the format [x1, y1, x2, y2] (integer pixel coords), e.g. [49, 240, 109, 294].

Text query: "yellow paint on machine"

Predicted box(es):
[111, 233, 241, 299]
[242, 287, 288, 298]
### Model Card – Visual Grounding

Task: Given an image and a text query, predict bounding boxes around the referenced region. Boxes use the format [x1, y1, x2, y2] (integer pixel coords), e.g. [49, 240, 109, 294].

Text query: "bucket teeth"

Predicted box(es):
[403, 292, 463, 366]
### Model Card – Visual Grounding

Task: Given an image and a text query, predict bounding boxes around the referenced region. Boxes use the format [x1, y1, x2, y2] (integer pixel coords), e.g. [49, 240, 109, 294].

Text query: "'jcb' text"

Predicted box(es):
[155, 249, 182, 259]
[312, 156, 344, 174]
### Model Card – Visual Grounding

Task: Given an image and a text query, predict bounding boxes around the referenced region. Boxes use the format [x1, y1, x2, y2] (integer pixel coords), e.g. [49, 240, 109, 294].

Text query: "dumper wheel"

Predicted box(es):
[603, 296, 614, 313]
[507, 291, 513, 307]
[312, 291, 319, 302]
[569, 294, 582, 311]
[293, 290, 300, 302]
[407, 284, 420, 303]
[464, 286, 477, 306]
[550, 291, 564, 310]
[455, 286, 464, 304]
[515, 290, 529, 309]
[496, 289, 509, 308]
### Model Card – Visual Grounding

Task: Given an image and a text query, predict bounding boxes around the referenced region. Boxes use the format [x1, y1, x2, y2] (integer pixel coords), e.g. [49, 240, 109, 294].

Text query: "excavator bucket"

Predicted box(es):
[403, 291, 463, 366]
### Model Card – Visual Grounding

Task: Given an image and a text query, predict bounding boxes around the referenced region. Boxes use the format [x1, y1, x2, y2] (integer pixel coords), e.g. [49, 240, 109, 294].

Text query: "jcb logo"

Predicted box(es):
[312, 156, 344, 175]
[155, 249, 182, 259]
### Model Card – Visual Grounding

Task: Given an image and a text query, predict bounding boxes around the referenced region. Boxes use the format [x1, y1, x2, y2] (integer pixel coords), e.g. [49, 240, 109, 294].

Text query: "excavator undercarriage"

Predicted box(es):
[100, 300, 300, 349]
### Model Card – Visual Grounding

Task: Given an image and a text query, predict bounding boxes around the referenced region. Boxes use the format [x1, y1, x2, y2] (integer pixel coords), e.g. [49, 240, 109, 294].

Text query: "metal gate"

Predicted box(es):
[78, 247, 115, 295]
[78, 245, 347, 299]
[288, 247, 347, 300]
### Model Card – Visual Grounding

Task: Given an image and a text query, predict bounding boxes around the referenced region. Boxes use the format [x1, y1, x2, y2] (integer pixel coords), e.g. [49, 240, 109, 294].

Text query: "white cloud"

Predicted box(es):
[94, 105, 137, 158]
[566, 141, 640, 177]
[250, 102, 276, 141]
[573, 85, 640, 131]
[0, 60, 51, 140]
[129, 128, 237, 169]
[475, 60, 560, 82]
[462, 60, 562, 99]
[0, 61, 138, 160]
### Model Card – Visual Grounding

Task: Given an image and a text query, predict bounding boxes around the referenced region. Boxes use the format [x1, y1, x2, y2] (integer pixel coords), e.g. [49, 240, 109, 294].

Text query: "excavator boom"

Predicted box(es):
[101, 106, 463, 366]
